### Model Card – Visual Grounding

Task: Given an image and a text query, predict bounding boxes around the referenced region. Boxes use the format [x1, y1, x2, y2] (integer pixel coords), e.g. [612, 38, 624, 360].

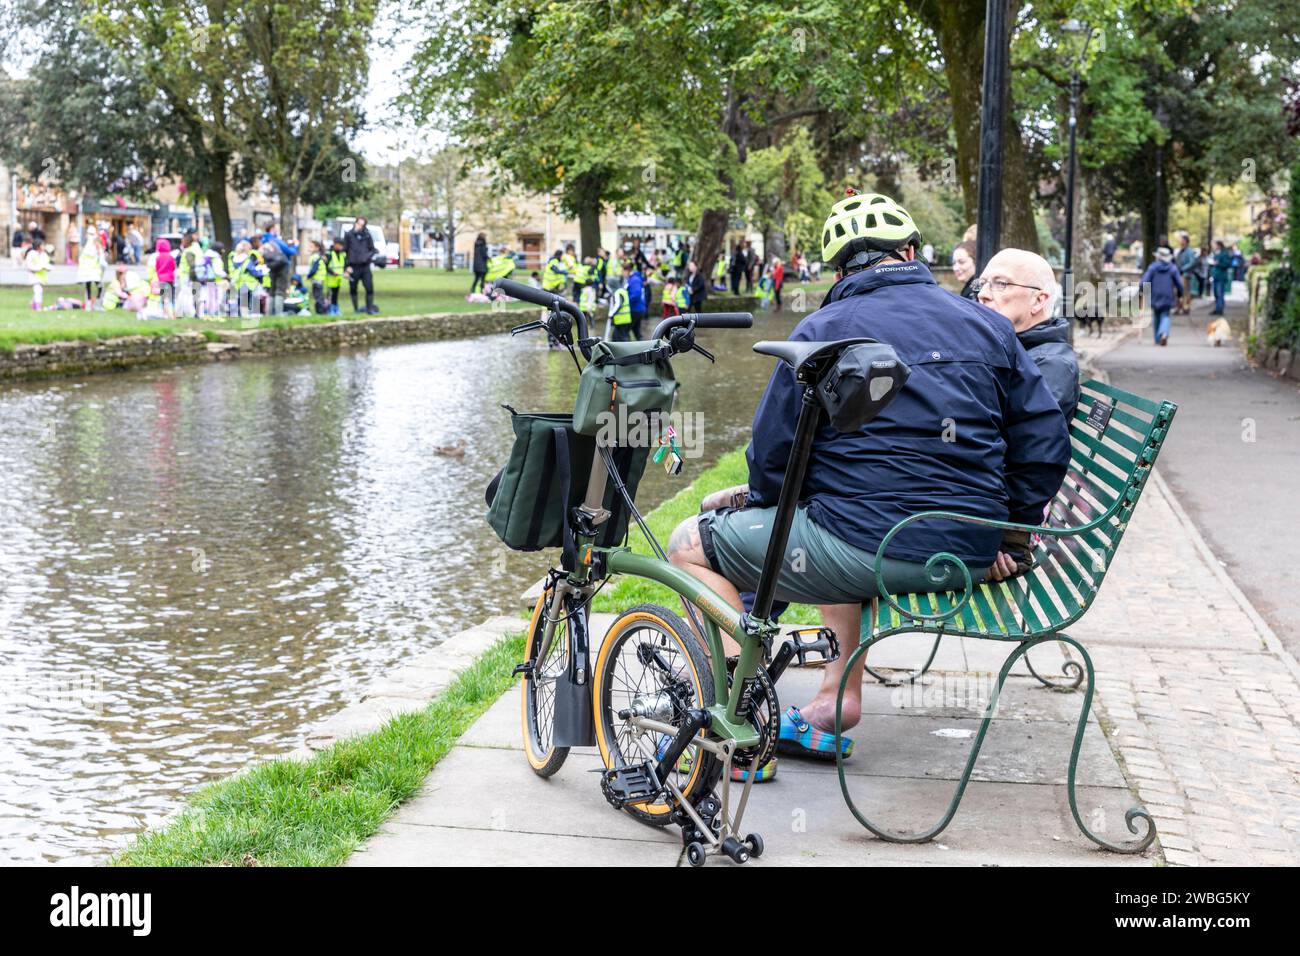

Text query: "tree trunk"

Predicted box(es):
[1074, 168, 1105, 316]
[278, 180, 296, 241]
[444, 170, 457, 271]
[915, 0, 1038, 252]
[207, 162, 233, 250]
[694, 209, 730, 281]
[578, 201, 602, 260]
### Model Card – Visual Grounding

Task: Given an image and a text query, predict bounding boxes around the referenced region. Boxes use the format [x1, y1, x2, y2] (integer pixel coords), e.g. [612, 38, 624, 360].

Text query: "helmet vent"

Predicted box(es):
[870, 196, 887, 205]
[835, 223, 845, 237]
[883, 213, 904, 226]
[843, 200, 861, 211]
[865, 214, 877, 228]
[850, 218, 859, 234]
[823, 229, 831, 246]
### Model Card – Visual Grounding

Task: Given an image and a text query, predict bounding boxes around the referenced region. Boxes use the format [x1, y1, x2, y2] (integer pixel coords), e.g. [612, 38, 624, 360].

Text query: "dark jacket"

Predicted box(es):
[1017, 315, 1079, 421]
[959, 276, 978, 300]
[343, 227, 377, 267]
[1140, 260, 1184, 311]
[686, 270, 707, 308]
[745, 260, 1070, 565]
[472, 236, 488, 272]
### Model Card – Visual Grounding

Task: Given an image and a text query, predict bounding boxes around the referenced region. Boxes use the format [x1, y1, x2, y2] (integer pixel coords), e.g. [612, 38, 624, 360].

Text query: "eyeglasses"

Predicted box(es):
[971, 277, 1042, 294]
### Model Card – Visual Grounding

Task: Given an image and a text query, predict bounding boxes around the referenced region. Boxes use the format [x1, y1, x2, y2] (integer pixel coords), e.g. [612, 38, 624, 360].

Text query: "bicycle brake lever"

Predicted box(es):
[691, 342, 716, 363]
[510, 320, 547, 336]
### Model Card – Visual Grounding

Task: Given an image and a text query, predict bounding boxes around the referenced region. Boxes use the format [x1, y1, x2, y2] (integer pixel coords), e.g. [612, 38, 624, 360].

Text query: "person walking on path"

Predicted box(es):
[471, 233, 488, 294]
[344, 218, 379, 314]
[1175, 234, 1198, 314]
[1141, 246, 1184, 346]
[1210, 240, 1233, 315]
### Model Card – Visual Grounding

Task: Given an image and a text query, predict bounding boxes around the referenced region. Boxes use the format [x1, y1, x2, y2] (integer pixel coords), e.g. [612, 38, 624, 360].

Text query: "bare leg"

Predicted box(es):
[796, 603, 864, 732]
[667, 514, 745, 655]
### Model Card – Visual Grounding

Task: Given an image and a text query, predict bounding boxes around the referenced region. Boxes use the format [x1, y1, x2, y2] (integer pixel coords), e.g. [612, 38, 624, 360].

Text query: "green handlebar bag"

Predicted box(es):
[571, 339, 679, 437]
[484, 407, 650, 553]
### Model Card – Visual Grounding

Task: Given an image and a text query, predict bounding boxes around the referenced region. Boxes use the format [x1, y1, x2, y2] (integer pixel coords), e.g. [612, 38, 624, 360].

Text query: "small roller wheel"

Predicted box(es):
[685, 842, 708, 867]
[744, 832, 765, 858]
[720, 835, 750, 864]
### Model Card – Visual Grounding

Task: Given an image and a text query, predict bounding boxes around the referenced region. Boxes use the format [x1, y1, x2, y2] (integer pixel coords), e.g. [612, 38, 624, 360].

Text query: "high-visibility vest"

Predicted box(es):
[254, 248, 270, 287]
[713, 256, 726, 279]
[562, 253, 578, 277]
[307, 253, 325, 282]
[26, 249, 51, 283]
[325, 250, 345, 288]
[608, 287, 631, 325]
[542, 258, 567, 291]
[674, 286, 690, 309]
[485, 254, 515, 282]
[230, 253, 259, 291]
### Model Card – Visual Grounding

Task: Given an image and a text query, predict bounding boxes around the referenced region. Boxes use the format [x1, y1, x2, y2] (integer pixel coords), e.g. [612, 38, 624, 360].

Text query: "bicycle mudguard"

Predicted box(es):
[552, 593, 596, 748]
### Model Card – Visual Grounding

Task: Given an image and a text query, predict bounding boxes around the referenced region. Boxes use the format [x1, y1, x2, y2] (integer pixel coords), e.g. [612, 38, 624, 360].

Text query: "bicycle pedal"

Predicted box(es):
[785, 627, 840, 667]
[512, 661, 534, 677]
[600, 762, 661, 810]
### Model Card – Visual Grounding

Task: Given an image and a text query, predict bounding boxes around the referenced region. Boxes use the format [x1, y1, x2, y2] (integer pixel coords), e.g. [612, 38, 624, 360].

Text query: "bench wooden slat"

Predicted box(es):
[1082, 380, 1163, 416]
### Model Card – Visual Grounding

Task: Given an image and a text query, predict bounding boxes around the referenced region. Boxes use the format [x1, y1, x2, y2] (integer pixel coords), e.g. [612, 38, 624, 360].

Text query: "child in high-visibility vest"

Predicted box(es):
[662, 278, 685, 318]
[26, 243, 52, 310]
[324, 238, 346, 315]
[305, 240, 328, 314]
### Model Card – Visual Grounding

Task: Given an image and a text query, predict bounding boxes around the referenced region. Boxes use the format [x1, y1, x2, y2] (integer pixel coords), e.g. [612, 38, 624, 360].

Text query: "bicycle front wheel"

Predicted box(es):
[520, 585, 570, 777]
[592, 603, 722, 826]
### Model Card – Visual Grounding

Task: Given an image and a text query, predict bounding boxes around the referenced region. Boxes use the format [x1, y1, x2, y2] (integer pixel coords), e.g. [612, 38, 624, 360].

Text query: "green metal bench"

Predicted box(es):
[837, 378, 1177, 853]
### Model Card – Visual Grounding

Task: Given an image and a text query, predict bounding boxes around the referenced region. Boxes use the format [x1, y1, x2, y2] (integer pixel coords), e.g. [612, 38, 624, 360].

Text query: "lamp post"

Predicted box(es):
[976, 0, 1009, 272]
[1060, 19, 1095, 344]
[1153, 102, 1169, 250]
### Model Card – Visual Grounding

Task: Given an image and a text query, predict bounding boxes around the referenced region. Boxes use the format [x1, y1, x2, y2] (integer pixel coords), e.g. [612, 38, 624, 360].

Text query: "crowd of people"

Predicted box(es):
[469, 233, 809, 340]
[11, 217, 386, 319]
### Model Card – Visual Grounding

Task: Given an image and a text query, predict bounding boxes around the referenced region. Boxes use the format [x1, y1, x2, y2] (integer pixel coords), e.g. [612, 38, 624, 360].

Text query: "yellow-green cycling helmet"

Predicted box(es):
[820, 190, 922, 271]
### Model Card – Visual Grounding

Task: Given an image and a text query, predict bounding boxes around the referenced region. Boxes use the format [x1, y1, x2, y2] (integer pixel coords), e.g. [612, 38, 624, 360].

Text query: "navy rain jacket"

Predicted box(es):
[744, 260, 1071, 566]
[1017, 315, 1080, 421]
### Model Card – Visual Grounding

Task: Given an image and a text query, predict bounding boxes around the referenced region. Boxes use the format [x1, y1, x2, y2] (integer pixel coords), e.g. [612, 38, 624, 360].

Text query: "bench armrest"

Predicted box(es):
[871, 508, 1110, 625]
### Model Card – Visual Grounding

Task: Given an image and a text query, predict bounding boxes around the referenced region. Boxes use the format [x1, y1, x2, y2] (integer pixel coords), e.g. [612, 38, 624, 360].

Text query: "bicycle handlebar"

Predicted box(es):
[494, 278, 590, 342]
[691, 312, 754, 329]
[650, 311, 753, 342]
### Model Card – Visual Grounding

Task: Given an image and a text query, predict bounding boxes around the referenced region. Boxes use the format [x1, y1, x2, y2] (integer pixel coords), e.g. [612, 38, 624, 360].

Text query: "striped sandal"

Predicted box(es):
[730, 758, 778, 783]
[776, 706, 853, 760]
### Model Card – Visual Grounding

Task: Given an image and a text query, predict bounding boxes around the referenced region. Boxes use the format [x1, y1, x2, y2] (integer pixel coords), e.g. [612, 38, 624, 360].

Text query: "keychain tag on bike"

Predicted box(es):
[655, 425, 684, 476]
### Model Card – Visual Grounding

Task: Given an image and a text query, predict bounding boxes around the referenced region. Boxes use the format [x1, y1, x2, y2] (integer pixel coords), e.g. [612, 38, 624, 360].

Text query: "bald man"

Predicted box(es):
[976, 248, 1079, 419]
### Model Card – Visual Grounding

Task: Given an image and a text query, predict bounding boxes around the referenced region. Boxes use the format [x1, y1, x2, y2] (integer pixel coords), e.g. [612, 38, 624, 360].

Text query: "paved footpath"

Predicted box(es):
[344, 319, 1300, 867]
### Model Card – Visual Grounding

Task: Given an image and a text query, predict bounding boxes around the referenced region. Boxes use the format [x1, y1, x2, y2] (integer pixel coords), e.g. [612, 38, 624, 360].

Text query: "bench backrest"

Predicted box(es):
[1002, 378, 1178, 633]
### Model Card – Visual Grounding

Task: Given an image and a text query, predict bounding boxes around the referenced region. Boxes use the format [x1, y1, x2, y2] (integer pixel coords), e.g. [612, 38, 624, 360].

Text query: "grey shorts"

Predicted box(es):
[698, 505, 987, 606]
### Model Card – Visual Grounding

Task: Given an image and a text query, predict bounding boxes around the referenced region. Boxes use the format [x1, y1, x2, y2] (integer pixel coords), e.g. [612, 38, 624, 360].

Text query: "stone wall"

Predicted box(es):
[0, 310, 523, 383]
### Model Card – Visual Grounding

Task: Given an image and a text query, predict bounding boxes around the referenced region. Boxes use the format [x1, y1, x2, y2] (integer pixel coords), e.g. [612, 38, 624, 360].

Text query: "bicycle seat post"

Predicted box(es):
[748, 386, 822, 625]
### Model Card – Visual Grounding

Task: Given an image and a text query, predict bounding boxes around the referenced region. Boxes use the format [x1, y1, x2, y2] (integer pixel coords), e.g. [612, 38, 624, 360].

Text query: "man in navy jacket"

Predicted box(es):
[670, 192, 1070, 764]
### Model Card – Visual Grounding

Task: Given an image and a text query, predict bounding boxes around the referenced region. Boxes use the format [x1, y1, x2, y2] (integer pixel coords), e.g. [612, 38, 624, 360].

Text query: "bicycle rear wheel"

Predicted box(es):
[593, 603, 722, 826]
[520, 585, 570, 777]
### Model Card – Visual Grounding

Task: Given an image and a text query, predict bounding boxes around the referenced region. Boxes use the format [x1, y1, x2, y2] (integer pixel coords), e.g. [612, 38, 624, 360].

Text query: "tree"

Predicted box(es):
[89, 0, 377, 244]
[736, 127, 832, 260]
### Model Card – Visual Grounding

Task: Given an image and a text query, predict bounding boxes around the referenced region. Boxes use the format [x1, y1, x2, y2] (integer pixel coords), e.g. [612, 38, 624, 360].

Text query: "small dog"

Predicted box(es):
[1206, 318, 1233, 347]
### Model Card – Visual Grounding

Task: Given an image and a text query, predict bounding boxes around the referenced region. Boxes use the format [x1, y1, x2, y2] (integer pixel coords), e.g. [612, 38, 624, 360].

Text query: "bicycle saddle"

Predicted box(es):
[753, 338, 875, 381]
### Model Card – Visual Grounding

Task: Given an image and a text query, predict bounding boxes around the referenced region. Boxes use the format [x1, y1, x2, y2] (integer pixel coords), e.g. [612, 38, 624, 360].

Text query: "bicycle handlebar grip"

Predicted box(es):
[692, 312, 754, 329]
[494, 278, 589, 342]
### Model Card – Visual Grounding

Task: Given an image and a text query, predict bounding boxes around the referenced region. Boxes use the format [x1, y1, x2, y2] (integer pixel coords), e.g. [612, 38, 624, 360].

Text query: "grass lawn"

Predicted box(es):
[0, 268, 533, 352]
[115, 633, 525, 867]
